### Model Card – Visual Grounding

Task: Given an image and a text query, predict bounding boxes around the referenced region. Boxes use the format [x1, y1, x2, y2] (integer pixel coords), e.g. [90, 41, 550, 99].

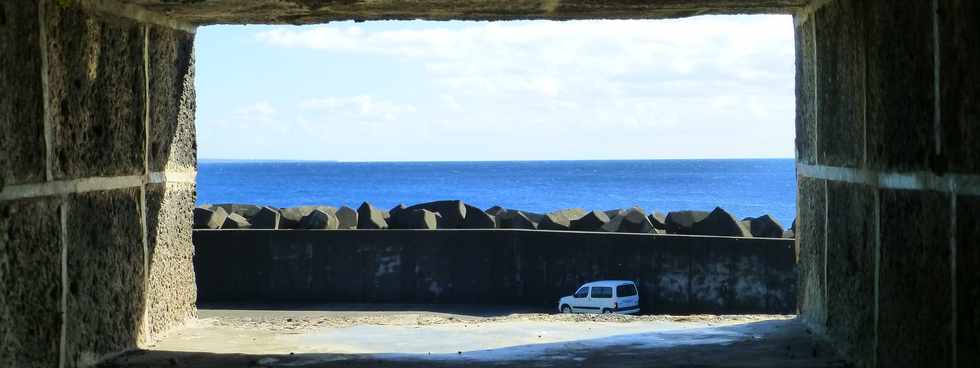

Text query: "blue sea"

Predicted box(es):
[197, 159, 797, 226]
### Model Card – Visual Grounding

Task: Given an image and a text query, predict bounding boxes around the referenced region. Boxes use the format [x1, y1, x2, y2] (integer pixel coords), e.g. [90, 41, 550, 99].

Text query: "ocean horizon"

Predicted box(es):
[197, 158, 798, 226]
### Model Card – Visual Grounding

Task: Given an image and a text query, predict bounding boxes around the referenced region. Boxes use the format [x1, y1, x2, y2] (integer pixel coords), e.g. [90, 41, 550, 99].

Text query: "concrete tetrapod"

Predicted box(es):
[357, 202, 388, 229]
[404, 200, 467, 228]
[336, 206, 358, 229]
[665, 210, 709, 234]
[691, 207, 752, 237]
[250, 206, 281, 229]
[299, 209, 339, 230]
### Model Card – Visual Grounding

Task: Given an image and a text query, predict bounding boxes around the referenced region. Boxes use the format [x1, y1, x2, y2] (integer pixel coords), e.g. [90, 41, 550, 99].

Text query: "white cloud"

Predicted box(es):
[237, 101, 275, 119]
[301, 96, 416, 122]
[200, 16, 796, 161]
[255, 18, 794, 98]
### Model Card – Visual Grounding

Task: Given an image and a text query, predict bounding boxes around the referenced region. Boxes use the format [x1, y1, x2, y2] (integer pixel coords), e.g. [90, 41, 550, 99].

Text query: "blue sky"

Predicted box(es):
[195, 15, 795, 161]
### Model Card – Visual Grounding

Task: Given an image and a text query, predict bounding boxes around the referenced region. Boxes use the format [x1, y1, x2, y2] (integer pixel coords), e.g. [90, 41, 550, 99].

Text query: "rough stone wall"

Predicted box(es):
[194, 230, 797, 314]
[0, 1, 197, 366]
[795, 0, 979, 367]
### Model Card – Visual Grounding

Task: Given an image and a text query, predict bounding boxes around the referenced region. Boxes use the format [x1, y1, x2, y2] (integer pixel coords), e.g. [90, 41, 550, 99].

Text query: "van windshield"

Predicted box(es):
[617, 284, 637, 297]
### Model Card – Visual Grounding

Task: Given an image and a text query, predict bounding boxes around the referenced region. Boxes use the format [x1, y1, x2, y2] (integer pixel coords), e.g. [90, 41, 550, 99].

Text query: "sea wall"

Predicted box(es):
[194, 229, 797, 314]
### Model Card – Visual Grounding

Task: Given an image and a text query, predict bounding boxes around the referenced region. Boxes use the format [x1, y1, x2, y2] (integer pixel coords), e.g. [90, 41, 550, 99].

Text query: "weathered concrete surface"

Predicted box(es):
[44, 2, 147, 180]
[864, 0, 936, 172]
[0, 1, 46, 185]
[145, 183, 198, 339]
[66, 188, 145, 367]
[824, 181, 875, 366]
[877, 189, 952, 367]
[958, 195, 980, 367]
[194, 229, 796, 314]
[815, 0, 864, 168]
[125, 0, 808, 25]
[0, 197, 63, 367]
[939, 0, 980, 173]
[794, 15, 816, 165]
[148, 25, 196, 173]
[796, 177, 825, 331]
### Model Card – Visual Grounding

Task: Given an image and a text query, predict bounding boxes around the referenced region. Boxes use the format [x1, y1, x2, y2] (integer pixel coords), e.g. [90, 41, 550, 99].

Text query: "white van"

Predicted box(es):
[557, 280, 640, 314]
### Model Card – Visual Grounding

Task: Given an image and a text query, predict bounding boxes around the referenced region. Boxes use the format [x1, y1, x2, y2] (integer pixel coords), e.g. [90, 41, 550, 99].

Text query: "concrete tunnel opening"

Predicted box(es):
[167, 16, 810, 365]
[1, 1, 976, 367]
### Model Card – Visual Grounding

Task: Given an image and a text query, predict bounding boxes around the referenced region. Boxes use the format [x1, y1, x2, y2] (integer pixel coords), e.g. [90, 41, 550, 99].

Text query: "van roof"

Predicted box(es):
[581, 280, 635, 287]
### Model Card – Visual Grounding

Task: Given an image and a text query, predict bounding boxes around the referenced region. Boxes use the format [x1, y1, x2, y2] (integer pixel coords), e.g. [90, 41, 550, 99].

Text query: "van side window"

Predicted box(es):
[574, 287, 588, 298]
[591, 287, 612, 298]
[616, 284, 638, 297]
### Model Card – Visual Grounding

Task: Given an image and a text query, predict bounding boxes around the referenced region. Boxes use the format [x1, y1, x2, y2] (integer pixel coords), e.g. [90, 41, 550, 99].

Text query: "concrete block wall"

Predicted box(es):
[794, 0, 979, 367]
[0, 1, 197, 366]
[193, 230, 798, 315]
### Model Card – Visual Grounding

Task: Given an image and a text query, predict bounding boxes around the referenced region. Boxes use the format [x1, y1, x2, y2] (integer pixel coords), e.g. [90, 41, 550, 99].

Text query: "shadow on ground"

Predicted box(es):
[105, 319, 848, 368]
[196, 303, 554, 317]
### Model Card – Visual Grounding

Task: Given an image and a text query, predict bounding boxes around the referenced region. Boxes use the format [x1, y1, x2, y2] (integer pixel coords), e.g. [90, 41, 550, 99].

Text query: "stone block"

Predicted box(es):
[44, 4, 146, 180]
[65, 188, 144, 367]
[815, 0, 866, 168]
[795, 17, 816, 165]
[251, 206, 280, 229]
[356, 202, 387, 229]
[865, 0, 937, 171]
[298, 209, 338, 230]
[797, 176, 826, 330]
[192, 207, 213, 229]
[0, 197, 62, 367]
[223, 213, 251, 229]
[957, 194, 980, 367]
[193, 206, 227, 230]
[691, 207, 751, 237]
[824, 181, 875, 365]
[144, 183, 196, 339]
[497, 210, 536, 229]
[484, 205, 504, 216]
[664, 210, 709, 235]
[0, 1, 45, 185]
[748, 214, 784, 238]
[538, 208, 586, 231]
[213, 203, 261, 218]
[279, 205, 334, 229]
[602, 207, 654, 233]
[460, 204, 495, 229]
[336, 206, 357, 229]
[148, 26, 196, 172]
[878, 188, 952, 367]
[391, 209, 440, 229]
[405, 200, 466, 228]
[569, 210, 609, 231]
[939, 0, 980, 174]
[649, 211, 667, 231]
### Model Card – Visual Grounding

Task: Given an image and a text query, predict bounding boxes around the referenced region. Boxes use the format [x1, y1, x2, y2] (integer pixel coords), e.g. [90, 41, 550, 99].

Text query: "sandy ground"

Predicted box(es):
[109, 306, 847, 368]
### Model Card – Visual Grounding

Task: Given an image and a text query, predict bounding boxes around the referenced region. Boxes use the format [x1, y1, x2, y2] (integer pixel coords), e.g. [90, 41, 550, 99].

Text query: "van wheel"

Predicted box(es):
[561, 305, 572, 314]
[601, 309, 612, 314]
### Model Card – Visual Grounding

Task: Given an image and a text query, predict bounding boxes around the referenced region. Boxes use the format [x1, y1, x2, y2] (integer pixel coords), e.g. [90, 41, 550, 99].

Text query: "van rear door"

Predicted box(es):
[615, 283, 639, 311]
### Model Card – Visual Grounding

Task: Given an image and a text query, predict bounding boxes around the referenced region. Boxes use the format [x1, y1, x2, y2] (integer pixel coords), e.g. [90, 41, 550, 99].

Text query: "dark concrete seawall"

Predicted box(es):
[194, 229, 797, 314]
